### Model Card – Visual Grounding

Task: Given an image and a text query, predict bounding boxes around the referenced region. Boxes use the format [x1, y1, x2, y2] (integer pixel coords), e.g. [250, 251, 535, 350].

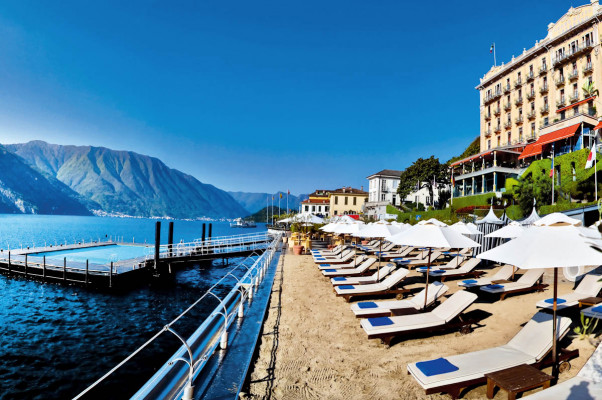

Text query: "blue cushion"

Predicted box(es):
[430, 270, 445, 274]
[415, 358, 459, 377]
[416, 267, 428, 272]
[358, 302, 378, 309]
[393, 258, 410, 263]
[332, 277, 347, 281]
[324, 269, 336, 272]
[462, 279, 478, 284]
[368, 317, 394, 327]
[320, 264, 331, 267]
[592, 305, 602, 313]
[338, 285, 355, 290]
[544, 298, 566, 304]
[315, 258, 326, 260]
[486, 284, 504, 289]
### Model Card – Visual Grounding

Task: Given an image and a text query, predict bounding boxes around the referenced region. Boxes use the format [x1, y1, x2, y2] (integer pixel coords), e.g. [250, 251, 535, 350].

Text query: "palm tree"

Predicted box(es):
[583, 81, 599, 97]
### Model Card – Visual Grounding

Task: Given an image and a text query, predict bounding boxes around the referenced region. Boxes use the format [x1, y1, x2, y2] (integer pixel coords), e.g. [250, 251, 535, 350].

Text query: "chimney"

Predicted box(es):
[342, 187, 346, 193]
[361, 185, 363, 191]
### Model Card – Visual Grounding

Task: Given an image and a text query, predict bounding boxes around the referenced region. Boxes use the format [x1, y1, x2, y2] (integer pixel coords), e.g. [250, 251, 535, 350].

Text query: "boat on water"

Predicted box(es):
[230, 218, 257, 228]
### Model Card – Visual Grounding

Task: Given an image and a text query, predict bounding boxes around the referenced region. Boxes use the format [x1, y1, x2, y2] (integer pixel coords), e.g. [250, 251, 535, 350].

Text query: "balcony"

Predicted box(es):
[583, 63, 593, 75]
[493, 107, 501, 116]
[503, 102, 511, 111]
[526, 71, 535, 82]
[504, 121, 512, 130]
[539, 84, 549, 94]
[556, 97, 566, 108]
[527, 110, 536, 120]
[567, 42, 593, 59]
[539, 120, 550, 130]
[503, 84, 511, 94]
[555, 76, 565, 86]
[552, 52, 567, 66]
[483, 91, 502, 104]
[494, 125, 501, 133]
[484, 110, 491, 120]
[484, 129, 492, 137]
[514, 79, 523, 88]
[569, 93, 580, 103]
[526, 91, 536, 100]
[514, 97, 523, 106]
[568, 70, 579, 81]
[540, 105, 549, 115]
[539, 64, 548, 75]
[515, 115, 524, 124]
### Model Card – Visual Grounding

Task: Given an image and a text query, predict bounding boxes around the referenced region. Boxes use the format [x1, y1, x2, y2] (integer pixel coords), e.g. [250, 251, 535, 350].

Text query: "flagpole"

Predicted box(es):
[493, 42, 496, 66]
[266, 196, 268, 225]
[278, 193, 281, 218]
[287, 190, 289, 214]
[551, 143, 555, 205]
[596, 143, 598, 202]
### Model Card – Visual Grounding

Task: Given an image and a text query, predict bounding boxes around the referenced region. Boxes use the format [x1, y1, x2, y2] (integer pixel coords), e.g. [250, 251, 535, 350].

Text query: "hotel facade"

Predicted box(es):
[452, 1, 602, 198]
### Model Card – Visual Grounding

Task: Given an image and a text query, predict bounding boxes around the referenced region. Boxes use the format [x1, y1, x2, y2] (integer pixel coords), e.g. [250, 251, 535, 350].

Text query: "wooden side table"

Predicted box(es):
[484, 364, 553, 400]
[578, 296, 602, 308]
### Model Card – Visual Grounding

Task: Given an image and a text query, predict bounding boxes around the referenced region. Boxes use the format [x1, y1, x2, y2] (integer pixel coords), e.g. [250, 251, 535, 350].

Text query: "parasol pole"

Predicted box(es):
[552, 267, 559, 378]
[424, 247, 432, 309]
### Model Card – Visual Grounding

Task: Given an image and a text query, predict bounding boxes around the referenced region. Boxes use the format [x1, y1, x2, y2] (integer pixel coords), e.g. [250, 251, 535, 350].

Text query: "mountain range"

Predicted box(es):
[228, 191, 308, 214]
[4, 141, 249, 219]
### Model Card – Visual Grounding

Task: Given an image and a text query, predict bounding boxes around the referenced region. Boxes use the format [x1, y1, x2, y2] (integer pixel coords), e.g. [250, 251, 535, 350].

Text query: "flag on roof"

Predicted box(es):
[490, 43, 494, 53]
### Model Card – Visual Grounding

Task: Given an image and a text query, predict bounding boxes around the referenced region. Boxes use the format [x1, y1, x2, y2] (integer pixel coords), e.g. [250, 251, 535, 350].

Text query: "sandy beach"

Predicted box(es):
[243, 250, 597, 400]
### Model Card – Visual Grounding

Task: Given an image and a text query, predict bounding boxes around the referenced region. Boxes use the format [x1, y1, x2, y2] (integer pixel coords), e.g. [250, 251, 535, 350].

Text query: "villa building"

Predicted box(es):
[328, 187, 368, 216]
[452, 1, 602, 198]
[299, 190, 331, 216]
[364, 169, 402, 219]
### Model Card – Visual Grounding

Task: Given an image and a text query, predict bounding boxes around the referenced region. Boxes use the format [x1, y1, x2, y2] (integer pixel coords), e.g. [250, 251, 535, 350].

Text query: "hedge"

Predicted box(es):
[452, 193, 495, 209]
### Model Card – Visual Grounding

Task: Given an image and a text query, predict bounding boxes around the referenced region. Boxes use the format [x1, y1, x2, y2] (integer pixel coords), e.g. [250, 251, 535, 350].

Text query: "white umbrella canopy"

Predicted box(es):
[485, 221, 525, 239]
[417, 218, 447, 227]
[319, 222, 338, 232]
[355, 224, 401, 239]
[520, 206, 541, 226]
[331, 223, 363, 235]
[337, 215, 359, 223]
[476, 207, 504, 225]
[450, 221, 483, 236]
[478, 223, 602, 377]
[533, 212, 582, 227]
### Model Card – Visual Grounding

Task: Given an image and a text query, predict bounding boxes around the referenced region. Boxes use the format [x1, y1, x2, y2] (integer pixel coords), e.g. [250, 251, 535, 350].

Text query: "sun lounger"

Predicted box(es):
[350, 282, 449, 318]
[316, 254, 368, 270]
[334, 268, 410, 302]
[398, 251, 445, 269]
[457, 264, 516, 288]
[407, 312, 576, 400]
[321, 258, 377, 277]
[427, 258, 483, 281]
[330, 263, 396, 286]
[311, 244, 346, 256]
[378, 246, 416, 260]
[313, 249, 355, 264]
[536, 273, 602, 310]
[416, 256, 466, 272]
[360, 291, 478, 346]
[480, 269, 546, 300]
[524, 338, 602, 399]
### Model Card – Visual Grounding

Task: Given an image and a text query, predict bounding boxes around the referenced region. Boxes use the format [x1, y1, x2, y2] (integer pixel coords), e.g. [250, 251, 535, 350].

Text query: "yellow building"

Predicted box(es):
[452, 1, 602, 198]
[328, 187, 368, 216]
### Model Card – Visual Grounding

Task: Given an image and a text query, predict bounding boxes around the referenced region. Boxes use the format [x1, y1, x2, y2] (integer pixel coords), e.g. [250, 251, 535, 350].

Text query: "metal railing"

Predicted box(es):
[75, 233, 283, 400]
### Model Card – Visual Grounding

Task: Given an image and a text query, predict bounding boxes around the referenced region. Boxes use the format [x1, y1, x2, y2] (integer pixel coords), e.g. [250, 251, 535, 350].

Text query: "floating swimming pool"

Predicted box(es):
[30, 244, 150, 265]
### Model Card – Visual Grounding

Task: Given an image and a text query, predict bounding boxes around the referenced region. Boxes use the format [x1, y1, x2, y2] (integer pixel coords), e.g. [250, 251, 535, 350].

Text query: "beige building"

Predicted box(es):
[452, 1, 602, 198]
[328, 187, 368, 216]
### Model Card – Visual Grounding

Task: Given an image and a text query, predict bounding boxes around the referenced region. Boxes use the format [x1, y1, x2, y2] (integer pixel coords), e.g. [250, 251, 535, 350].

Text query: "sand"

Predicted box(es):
[242, 251, 597, 400]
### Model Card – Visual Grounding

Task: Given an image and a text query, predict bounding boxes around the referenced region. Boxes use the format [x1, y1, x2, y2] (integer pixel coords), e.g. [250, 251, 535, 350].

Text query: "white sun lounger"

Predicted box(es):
[310, 244, 345, 256]
[416, 256, 466, 272]
[458, 265, 517, 288]
[350, 281, 449, 318]
[334, 268, 410, 302]
[330, 263, 396, 286]
[407, 312, 574, 399]
[480, 269, 546, 300]
[379, 246, 416, 260]
[427, 258, 483, 282]
[398, 251, 445, 269]
[316, 254, 368, 270]
[359, 291, 478, 345]
[524, 339, 602, 399]
[536, 273, 602, 310]
[321, 258, 377, 277]
[313, 249, 354, 264]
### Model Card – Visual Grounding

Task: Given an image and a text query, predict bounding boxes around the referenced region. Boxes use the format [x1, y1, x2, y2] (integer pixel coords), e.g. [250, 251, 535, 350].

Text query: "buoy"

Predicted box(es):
[183, 384, 194, 400]
[220, 331, 228, 349]
[238, 302, 244, 318]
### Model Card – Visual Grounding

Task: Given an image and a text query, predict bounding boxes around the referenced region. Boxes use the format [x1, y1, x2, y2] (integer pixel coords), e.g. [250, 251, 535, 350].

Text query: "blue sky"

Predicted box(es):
[0, 0, 578, 194]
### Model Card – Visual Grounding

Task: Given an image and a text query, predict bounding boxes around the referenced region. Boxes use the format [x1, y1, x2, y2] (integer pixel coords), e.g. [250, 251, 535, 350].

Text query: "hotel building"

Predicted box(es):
[452, 1, 602, 198]
[300, 190, 331, 216]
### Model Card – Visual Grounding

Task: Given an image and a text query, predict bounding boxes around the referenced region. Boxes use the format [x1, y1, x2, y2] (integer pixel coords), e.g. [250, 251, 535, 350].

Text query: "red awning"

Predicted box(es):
[594, 121, 602, 130]
[518, 143, 542, 160]
[556, 96, 596, 113]
[536, 123, 580, 146]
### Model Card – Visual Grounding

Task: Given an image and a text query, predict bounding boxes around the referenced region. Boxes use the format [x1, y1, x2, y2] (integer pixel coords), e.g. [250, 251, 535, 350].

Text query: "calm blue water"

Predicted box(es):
[0, 215, 267, 399]
[31, 244, 150, 265]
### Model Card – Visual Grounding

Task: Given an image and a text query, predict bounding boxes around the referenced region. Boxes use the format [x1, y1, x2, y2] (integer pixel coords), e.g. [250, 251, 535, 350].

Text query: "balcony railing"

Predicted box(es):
[504, 121, 512, 130]
[583, 63, 593, 74]
[484, 110, 491, 120]
[540, 105, 549, 114]
[514, 79, 523, 88]
[540, 120, 550, 130]
[539, 84, 549, 94]
[539, 64, 548, 75]
[556, 97, 566, 108]
[515, 115, 524, 124]
[552, 52, 567, 66]
[503, 84, 511, 94]
[568, 70, 579, 81]
[494, 125, 502, 133]
[526, 71, 535, 81]
[567, 42, 593, 58]
[555, 75, 565, 86]
[569, 93, 580, 103]
[493, 107, 501, 116]
[484, 129, 492, 137]
[503, 102, 511, 111]
[515, 97, 523, 106]
[527, 110, 536, 120]
[526, 132, 537, 141]
[526, 91, 535, 100]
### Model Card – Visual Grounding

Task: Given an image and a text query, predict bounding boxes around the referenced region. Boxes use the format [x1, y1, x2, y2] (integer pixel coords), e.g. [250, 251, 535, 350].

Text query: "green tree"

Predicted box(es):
[514, 174, 552, 215]
[397, 156, 449, 209]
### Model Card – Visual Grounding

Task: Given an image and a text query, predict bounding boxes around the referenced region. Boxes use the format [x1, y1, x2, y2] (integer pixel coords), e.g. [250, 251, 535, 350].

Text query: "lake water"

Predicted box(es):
[0, 214, 267, 399]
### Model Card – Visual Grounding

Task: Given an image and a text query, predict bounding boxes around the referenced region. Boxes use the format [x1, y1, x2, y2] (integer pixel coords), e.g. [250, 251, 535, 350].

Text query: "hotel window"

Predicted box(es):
[507, 132, 511, 144]
[587, 54, 592, 67]
[560, 88, 565, 102]
[572, 61, 577, 74]
[312, 205, 315, 212]
[544, 117, 548, 126]
[305, 205, 309, 212]
[517, 71, 521, 81]
[344, 196, 348, 205]
[530, 83, 534, 93]
[542, 57, 547, 69]
[519, 127, 523, 141]
[544, 96, 548, 107]
[573, 83, 578, 98]
[570, 40, 578, 54]
[543, 76, 547, 86]
[530, 122, 535, 135]
[381, 194, 385, 201]
[497, 136, 501, 147]
[506, 95, 510, 103]
[518, 88, 522, 98]
[353, 197, 357, 206]
[487, 139, 491, 150]
[529, 65, 533, 74]
[530, 102, 535, 112]
[335, 197, 338, 205]
[584, 32, 593, 46]
[507, 113, 511, 124]
[519, 108, 523, 117]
